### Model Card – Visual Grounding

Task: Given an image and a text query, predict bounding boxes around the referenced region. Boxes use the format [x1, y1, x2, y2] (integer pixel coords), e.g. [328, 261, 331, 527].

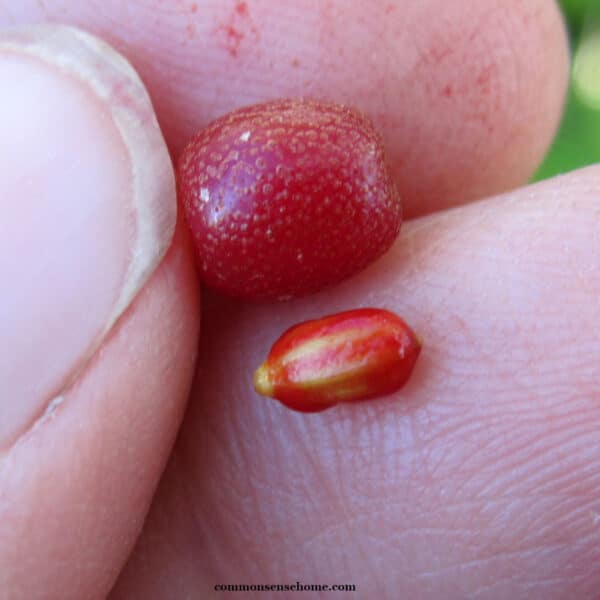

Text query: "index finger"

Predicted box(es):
[3, 0, 569, 217]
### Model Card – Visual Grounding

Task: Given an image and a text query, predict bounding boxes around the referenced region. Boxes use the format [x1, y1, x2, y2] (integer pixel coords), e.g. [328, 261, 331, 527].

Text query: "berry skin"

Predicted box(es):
[177, 98, 402, 301]
[254, 308, 421, 413]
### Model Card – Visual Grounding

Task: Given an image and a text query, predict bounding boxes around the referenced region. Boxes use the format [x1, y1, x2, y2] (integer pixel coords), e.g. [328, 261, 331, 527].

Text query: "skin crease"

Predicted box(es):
[7, 1, 600, 599]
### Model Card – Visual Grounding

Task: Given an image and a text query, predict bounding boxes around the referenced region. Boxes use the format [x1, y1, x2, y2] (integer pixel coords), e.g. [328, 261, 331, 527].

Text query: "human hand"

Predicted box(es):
[3, 2, 591, 598]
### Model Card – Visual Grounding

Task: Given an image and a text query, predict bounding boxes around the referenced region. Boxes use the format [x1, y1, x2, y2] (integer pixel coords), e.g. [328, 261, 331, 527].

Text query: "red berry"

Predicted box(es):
[177, 98, 402, 301]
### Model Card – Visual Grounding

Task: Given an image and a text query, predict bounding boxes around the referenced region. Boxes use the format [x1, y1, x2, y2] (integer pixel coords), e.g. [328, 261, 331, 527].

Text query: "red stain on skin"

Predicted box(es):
[429, 45, 453, 66]
[190, 3, 198, 12]
[477, 73, 490, 86]
[220, 24, 244, 56]
[442, 84, 453, 98]
[476, 66, 494, 95]
[477, 72, 491, 86]
[215, 1, 258, 58]
[385, 3, 396, 14]
[291, 58, 300, 67]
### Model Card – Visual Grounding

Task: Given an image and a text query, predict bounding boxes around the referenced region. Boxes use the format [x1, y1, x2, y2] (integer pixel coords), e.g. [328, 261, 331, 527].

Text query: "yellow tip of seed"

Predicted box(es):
[253, 363, 274, 397]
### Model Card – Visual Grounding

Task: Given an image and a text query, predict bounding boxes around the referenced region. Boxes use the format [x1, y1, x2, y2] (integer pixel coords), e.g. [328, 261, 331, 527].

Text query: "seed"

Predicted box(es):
[254, 308, 421, 412]
[177, 98, 402, 301]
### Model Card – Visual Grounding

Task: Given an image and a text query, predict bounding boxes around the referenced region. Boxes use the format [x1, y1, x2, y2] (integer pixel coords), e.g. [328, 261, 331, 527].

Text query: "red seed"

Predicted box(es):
[177, 98, 402, 301]
[254, 308, 421, 412]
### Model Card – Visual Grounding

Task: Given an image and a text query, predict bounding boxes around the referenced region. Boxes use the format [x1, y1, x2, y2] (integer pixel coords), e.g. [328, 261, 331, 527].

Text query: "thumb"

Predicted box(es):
[0, 25, 199, 599]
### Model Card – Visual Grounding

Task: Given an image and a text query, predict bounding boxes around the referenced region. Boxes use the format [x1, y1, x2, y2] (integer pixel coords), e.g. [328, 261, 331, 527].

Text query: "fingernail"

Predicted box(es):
[0, 25, 176, 448]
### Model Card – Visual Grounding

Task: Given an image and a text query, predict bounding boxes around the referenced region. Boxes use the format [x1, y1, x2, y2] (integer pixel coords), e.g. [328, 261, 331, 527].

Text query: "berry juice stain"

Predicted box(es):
[215, 1, 257, 58]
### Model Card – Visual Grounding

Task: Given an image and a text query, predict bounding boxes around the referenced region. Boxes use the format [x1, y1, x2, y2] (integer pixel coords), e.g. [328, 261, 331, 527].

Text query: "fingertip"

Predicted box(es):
[1, 1, 570, 217]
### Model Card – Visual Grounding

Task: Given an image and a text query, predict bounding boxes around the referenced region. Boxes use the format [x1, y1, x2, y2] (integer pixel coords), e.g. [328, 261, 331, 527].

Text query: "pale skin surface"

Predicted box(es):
[5, 1, 600, 598]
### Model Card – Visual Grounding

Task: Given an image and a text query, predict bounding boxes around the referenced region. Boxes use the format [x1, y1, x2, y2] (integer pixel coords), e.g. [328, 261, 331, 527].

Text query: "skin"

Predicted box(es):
[5, 1, 600, 598]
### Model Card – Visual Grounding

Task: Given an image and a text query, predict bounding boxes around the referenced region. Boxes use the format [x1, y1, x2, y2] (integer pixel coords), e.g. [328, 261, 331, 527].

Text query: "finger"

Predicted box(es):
[114, 165, 600, 598]
[2, 0, 569, 217]
[0, 26, 199, 599]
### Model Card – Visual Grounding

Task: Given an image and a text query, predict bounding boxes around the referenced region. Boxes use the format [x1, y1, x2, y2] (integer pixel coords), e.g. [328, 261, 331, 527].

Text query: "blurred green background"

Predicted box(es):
[534, 0, 600, 180]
